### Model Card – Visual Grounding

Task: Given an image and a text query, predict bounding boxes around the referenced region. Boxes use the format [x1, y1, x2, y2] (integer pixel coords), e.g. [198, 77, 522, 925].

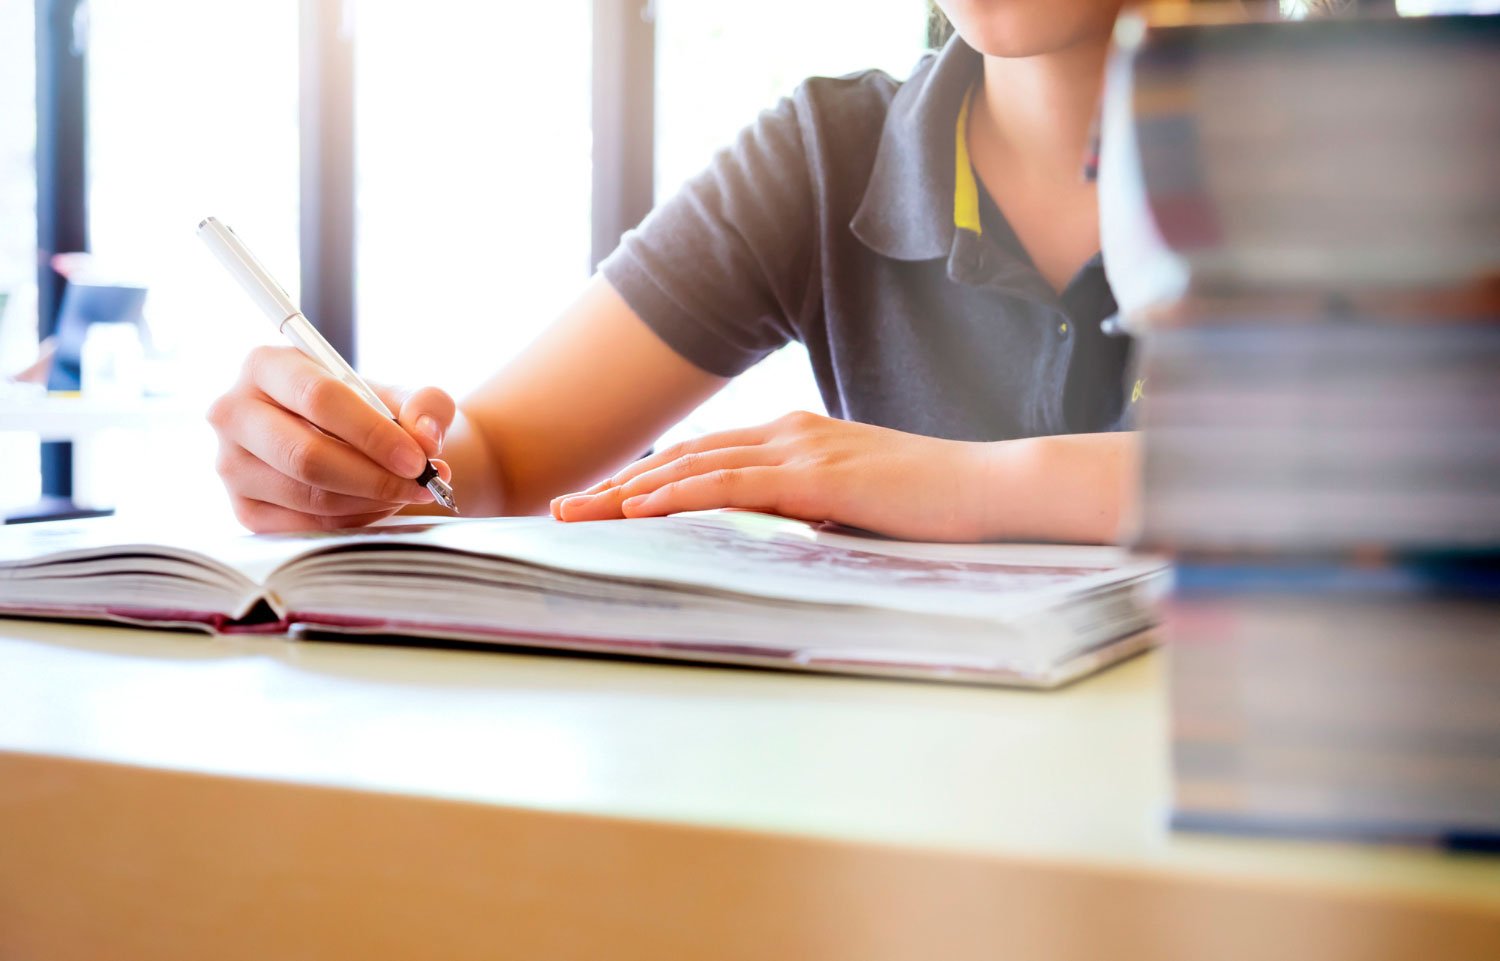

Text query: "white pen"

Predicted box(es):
[197, 216, 457, 512]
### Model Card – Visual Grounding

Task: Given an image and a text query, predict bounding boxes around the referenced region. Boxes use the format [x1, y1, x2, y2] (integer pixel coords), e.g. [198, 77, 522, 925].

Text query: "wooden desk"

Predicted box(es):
[0, 620, 1495, 961]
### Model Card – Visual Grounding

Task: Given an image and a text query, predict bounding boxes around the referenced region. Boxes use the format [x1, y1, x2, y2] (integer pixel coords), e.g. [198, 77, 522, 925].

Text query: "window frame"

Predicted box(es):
[34, 0, 88, 503]
[27, 0, 657, 514]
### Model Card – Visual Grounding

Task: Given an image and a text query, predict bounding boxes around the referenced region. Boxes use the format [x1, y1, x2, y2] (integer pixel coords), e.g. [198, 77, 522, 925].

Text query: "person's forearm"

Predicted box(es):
[407, 278, 731, 520]
[973, 431, 1140, 544]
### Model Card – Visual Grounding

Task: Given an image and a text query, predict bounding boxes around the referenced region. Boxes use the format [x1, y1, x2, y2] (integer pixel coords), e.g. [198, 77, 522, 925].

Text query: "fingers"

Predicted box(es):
[397, 387, 456, 459]
[549, 416, 822, 522]
[596, 425, 774, 493]
[224, 397, 436, 503]
[215, 444, 417, 517]
[553, 446, 768, 521]
[229, 496, 401, 534]
[426, 458, 455, 483]
[371, 383, 458, 460]
[546, 411, 851, 525]
[207, 346, 460, 532]
[245, 346, 430, 480]
[619, 467, 787, 519]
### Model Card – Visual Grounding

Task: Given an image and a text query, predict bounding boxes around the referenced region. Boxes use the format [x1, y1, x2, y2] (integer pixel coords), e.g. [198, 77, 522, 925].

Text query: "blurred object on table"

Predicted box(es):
[1104, 2, 1500, 847]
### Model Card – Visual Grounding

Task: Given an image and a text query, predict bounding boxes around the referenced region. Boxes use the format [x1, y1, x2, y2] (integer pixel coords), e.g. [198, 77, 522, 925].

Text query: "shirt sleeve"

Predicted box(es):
[599, 95, 816, 378]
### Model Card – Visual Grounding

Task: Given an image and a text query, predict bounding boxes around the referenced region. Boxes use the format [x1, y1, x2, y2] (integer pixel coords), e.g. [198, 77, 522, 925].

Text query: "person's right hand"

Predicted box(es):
[207, 345, 455, 532]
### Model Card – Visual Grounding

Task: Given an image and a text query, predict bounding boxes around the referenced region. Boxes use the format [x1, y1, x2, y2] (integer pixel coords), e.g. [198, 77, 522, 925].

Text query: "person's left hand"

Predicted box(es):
[549, 411, 995, 541]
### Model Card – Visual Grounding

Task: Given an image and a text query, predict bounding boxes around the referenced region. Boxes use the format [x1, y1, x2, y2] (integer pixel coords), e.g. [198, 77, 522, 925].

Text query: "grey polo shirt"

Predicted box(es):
[600, 35, 1137, 443]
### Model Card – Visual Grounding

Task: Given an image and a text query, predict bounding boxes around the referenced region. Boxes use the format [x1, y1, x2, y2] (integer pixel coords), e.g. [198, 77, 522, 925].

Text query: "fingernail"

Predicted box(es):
[621, 494, 649, 514]
[415, 415, 443, 451]
[395, 446, 426, 478]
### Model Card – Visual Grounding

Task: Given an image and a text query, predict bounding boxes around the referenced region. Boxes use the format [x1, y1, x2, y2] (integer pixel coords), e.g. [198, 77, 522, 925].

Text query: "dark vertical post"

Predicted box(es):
[299, 0, 357, 361]
[35, 0, 88, 499]
[591, 0, 656, 270]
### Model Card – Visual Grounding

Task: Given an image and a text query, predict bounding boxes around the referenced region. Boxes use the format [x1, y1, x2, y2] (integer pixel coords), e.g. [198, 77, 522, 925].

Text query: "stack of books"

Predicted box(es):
[1106, 7, 1500, 846]
[1168, 555, 1499, 846]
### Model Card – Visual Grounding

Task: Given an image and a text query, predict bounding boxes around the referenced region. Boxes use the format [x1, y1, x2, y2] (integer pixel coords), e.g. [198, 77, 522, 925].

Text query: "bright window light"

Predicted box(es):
[0, 0, 40, 513]
[354, 0, 593, 397]
[80, 0, 300, 518]
[88, 0, 301, 398]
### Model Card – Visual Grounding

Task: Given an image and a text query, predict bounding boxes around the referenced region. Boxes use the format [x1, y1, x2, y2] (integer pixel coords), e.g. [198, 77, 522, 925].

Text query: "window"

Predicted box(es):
[354, 0, 594, 397]
[0, 1, 36, 350]
[88, 0, 301, 396]
[654, 0, 929, 201]
[79, 0, 302, 516]
[652, 0, 931, 441]
[0, 0, 39, 513]
[14, 1, 933, 521]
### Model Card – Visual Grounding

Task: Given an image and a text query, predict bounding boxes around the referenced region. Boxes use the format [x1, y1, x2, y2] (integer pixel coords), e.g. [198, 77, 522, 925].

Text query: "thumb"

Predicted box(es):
[374, 383, 457, 458]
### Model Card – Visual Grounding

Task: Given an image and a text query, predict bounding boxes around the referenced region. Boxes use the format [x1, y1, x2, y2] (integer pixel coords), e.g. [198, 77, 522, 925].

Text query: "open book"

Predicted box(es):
[0, 512, 1168, 687]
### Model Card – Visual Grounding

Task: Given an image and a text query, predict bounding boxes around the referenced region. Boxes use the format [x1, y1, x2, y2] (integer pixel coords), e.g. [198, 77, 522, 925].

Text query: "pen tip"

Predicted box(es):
[426, 476, 459, 514]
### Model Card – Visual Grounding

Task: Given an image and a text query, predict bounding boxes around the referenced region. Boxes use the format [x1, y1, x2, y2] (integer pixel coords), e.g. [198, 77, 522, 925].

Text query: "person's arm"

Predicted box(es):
[207, 273, 1136, 542]
[406, 276, 728, 518]
[207, 275, 726, 532]
[551, 412, 1139, 544]
[209, 85, 822, 533]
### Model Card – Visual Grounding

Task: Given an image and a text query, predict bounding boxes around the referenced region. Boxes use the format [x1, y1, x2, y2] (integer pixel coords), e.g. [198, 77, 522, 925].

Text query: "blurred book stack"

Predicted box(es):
[1105, 7, 1500, 846]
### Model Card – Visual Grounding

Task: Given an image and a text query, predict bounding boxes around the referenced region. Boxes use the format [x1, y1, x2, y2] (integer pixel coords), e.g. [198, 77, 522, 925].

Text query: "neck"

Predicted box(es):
[974, 38, 1110, 178]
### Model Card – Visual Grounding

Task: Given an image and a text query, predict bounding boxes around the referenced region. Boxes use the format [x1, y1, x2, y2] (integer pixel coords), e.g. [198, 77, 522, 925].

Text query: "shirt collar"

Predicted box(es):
[850, 35, 984, 263]
[850, 34, 1110, 306]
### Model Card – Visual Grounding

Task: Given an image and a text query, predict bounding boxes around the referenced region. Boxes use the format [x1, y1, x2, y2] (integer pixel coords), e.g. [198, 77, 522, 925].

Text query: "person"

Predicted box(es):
[207, 0, 1174, 543]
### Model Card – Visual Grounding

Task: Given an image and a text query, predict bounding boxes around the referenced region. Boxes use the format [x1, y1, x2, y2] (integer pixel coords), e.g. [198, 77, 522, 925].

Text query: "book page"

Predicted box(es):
[289, 512, 1166, 618]
[3, 512, 1164, 623]
[0, 515, 455, 586]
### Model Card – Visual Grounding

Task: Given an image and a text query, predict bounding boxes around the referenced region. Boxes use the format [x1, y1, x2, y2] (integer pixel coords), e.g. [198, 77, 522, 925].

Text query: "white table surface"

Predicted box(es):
[0, 393, 201, 441]
[2, 618, 1496, 909]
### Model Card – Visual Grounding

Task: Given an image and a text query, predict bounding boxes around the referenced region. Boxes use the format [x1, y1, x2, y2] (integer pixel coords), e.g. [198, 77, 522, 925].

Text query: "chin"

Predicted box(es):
[939, 0, 1126, 58]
